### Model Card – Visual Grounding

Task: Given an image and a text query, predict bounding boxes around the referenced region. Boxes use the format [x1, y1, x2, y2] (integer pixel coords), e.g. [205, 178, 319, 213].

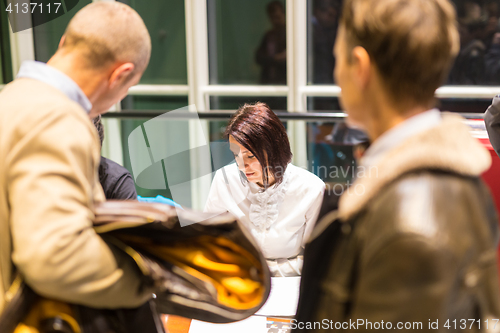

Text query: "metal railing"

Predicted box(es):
[102, 110, 484, 120]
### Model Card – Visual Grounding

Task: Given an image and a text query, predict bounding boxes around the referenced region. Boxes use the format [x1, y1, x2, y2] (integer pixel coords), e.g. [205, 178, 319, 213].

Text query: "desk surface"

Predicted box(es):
[163, 315, 192, 333]
[163, 315, 292, 333]
[162, 276, 299, 333]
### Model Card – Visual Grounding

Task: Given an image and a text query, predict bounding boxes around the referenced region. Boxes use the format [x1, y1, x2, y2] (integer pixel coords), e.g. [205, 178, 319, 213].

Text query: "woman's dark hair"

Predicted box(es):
[225, 102, 292, 187]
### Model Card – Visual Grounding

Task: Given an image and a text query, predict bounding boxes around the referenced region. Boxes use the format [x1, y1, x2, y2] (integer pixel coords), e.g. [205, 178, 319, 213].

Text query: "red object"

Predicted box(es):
[479, 138, 500, 272]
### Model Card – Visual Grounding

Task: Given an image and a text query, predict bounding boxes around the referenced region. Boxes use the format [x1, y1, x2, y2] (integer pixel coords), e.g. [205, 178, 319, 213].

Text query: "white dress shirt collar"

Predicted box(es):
[17, 60, 92, 113]
[361, 108, 442, 167]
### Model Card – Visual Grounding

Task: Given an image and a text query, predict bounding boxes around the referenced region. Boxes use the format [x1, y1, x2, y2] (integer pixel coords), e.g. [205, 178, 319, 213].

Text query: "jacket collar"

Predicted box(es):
[361, 109, 442, 168]
[338, 112, 491, 221]
[17, 61, 92, 113]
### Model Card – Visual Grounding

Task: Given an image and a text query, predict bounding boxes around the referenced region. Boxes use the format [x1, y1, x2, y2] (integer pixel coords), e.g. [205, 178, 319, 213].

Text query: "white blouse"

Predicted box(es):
[204, 163, 325, 276]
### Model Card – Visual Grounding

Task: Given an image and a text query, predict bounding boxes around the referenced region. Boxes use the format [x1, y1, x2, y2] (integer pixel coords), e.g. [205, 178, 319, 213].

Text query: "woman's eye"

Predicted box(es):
[248, 155, 255, 159]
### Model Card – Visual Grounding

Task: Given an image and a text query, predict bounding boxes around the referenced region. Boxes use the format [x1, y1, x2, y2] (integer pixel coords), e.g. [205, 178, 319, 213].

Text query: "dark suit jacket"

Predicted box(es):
[99, 157, 137, 200]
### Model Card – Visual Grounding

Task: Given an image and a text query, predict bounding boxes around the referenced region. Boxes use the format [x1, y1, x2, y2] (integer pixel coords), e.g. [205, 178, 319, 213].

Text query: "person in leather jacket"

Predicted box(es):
[294, 0, 500, 332]
[485, 95, 500, 158]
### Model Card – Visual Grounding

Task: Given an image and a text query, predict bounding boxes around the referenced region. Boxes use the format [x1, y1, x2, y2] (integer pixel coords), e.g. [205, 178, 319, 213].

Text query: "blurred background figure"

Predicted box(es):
[449, 1, 487, 84]
[308, 0, 343, 112]
[448, 0, 500, 84]
[310, 0, 341, 85]
[327, 122, 367, 145]
[255, 1, 287, 85]
[485, 28, 500, 82]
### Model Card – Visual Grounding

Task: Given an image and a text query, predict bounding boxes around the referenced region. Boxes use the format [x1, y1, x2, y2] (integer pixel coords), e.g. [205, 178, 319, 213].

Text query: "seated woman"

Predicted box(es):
[204, 102, 325, 277]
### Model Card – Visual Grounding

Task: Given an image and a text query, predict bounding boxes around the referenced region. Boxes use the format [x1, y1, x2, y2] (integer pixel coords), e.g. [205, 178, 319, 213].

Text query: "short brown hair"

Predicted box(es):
[340, 0, 459, 106]
[63, 2, 151, 74]
[225, 102, 292, 187]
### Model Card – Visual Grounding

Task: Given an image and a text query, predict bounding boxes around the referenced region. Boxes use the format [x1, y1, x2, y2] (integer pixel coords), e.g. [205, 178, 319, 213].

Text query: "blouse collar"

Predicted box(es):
[246, 165, 292, 231]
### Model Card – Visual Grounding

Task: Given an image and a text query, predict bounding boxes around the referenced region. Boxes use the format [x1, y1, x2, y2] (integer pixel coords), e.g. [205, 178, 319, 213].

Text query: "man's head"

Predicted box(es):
[334, 0, 459, 130]
[50, 2, 151, 117]
[267, 1, 286, 28]
[313, 0, 340, 29]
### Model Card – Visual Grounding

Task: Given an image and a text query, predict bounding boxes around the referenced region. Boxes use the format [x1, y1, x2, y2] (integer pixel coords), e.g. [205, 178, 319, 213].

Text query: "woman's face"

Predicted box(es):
[229, 135, 274, 186]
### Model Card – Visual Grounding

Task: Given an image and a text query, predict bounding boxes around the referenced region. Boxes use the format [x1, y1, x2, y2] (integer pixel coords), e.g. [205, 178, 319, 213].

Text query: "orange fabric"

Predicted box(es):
[120, 235, 265, 310]
[14, 299, 80, 333]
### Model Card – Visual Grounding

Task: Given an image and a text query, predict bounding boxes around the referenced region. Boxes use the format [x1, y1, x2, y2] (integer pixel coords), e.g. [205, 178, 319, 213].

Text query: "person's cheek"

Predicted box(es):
[253, 161, 262, 175]
[236, 157, 244, 170]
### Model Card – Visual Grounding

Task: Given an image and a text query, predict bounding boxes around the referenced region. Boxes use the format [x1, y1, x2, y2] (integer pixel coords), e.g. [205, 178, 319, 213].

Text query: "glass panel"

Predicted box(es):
[121, 96, 189, 198]
[307, 96, 493, 114]
[307, 0, 341, 85]
[118, 117, 180, 202]
[208, 0, 287, 84]
[436, 98, 492, 114]
[33, 0, 187, 84]
[210, 96, 287, 111]
[307, 121, 364, 186]
[118, 96, 190, 202]
[121, 95, 189, 111]
[33, 0, 91, 62]
[307, 96, 490, 115]
[105, 112, 360, 208]
[307, 0, 500, 86]
[0, 1, 12, 83]
[118, 0, 187, 85]
[307, 96, 341, 112]
[447, 0, 500, 85]
[209, 120, 228, 143]
[118, 116, 233, 208]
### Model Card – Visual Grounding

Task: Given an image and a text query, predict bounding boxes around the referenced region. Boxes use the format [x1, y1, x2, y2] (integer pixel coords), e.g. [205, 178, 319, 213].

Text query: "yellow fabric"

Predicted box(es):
[13, 324, 36, 333]
[118, 235, 265, 310]
[0, 78, 152, 313]
[14, 299, 81, 333]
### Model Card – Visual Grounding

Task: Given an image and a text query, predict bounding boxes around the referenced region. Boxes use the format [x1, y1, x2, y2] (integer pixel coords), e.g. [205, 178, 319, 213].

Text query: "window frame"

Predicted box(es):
[3, 0, 498, 209]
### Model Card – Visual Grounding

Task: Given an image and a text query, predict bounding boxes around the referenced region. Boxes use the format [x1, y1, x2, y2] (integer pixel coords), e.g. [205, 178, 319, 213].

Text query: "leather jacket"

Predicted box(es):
[486, 94, 500, 158]
[294, 113, 500, 332]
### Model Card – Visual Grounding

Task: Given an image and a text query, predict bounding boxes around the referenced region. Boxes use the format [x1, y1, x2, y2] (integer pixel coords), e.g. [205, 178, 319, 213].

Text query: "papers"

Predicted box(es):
[188, 277, 301, 333]
[255, 276, 301, 317]
[189, 316, 267, 333]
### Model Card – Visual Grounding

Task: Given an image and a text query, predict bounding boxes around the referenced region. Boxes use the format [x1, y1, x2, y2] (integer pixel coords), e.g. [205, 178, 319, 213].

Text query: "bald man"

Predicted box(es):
[0, 2, 153, 313]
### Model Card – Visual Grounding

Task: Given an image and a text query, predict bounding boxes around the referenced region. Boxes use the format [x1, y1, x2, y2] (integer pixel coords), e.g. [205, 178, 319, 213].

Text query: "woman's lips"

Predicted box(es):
[246, 172, 255, 177]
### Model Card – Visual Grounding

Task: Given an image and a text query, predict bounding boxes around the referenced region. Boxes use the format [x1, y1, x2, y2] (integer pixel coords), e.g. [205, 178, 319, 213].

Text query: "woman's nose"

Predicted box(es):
[235, 156, 248, 168]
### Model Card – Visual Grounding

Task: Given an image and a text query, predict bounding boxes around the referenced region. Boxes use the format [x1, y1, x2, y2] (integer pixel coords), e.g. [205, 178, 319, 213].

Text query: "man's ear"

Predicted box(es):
[109, 63, 135, 88]
[58, 35, 66, 49]
[351, 46, 371, 89]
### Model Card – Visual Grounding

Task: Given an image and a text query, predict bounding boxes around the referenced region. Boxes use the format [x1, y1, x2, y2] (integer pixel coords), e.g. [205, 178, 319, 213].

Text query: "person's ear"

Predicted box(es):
[351, 46, 371, 89]
[58, 35, 66, 49]
[108, 63, 135, 89]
